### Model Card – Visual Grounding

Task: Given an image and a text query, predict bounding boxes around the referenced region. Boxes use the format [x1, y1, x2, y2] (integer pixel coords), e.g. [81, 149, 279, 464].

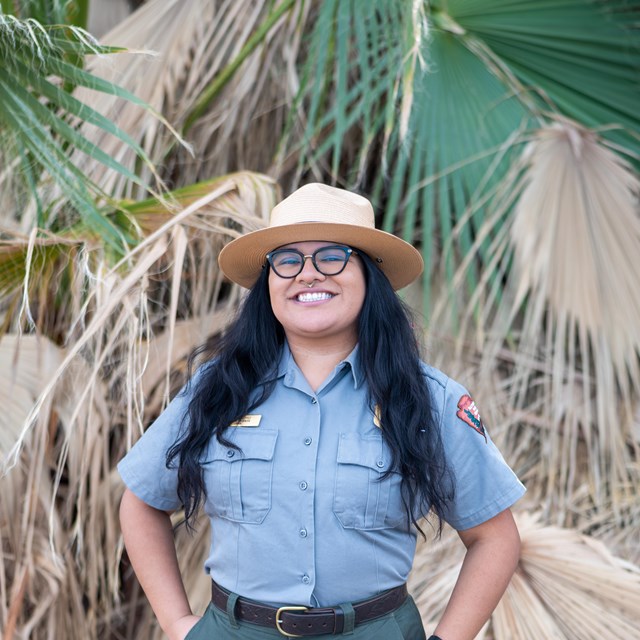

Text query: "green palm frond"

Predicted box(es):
[445, 0, 640, 153]
[284, 0, 640, 313]
[7, 0, 90, 25]
[0, 12, 167, 252]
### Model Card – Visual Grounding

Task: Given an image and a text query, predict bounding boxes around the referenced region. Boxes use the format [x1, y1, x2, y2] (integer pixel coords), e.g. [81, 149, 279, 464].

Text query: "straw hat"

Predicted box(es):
[218, 183, 424, 290]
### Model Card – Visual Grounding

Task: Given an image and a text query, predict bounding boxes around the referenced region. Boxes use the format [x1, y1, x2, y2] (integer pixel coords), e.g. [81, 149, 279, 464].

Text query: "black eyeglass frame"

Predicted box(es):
[265, 244, 358, 279]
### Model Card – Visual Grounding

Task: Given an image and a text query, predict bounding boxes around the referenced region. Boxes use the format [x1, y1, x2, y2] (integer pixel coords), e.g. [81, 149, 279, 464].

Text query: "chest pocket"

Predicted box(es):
[333, 433, 405, 530]
[202, 429, 277, 524]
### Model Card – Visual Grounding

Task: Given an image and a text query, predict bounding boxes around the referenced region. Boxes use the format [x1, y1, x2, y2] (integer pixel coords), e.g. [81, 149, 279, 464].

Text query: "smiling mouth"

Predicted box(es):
[296, 292, 334, 302]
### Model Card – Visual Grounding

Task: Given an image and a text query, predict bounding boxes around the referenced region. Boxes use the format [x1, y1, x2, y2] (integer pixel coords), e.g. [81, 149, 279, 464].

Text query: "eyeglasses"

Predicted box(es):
[266, 245, 357, 279]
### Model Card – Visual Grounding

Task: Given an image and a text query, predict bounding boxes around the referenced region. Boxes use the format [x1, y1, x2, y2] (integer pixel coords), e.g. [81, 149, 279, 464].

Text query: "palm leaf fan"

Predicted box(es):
[408, 511, 640, 639]
[450, 119, 640, 515]
[494, 512, 640, 640]
[285, 0, 639, 318]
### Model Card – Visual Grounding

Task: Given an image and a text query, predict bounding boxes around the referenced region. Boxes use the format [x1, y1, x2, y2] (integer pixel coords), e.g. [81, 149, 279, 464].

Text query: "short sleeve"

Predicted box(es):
[431, 374, 526, 530]
[117, 380, 194, 511]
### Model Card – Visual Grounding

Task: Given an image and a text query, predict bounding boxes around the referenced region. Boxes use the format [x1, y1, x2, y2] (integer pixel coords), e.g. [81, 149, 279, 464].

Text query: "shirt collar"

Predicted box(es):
[276, 342, 294, 379]
[342, 345, 363, 389]
[276, 342, 364, 390]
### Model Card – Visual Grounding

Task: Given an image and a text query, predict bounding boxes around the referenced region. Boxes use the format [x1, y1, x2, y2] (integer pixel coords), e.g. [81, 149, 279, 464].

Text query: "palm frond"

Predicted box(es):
[0, 12, 170, 252]
[438, 119, 640, 515]
[7, 0, 80, 26]
[0, 334, 64, 458]
[409, 511, 640, 640]
[450, 0, 640, 156]
[494, 512, 640, 640]
[0, 172, 277, 639]
[69, 0, 305, 197]
[282, 0, 640, 316]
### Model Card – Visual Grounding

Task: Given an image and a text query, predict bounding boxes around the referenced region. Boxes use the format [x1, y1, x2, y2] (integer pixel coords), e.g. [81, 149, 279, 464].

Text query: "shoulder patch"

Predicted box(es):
[456, 395, 486, 441]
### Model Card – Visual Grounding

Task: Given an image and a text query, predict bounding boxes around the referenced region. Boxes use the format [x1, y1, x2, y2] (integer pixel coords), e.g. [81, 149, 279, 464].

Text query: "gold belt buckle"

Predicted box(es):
[275, 605, 309, 637]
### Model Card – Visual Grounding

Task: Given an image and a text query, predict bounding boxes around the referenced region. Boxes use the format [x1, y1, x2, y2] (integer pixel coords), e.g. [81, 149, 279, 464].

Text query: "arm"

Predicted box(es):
[432, 508, 521, 640]
[119, 488, 201, 640]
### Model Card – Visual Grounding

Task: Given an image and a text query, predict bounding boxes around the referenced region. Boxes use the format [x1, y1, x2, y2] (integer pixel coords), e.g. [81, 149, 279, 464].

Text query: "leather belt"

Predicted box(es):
[211, 579, 408, 637]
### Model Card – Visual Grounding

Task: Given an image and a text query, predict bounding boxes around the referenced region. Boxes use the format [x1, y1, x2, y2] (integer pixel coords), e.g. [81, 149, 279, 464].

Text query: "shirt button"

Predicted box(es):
[226, 450, 235, 458]
[376, 459, 384, 468]
[299, 528, 308, 538]
[303, 437, 312, 446]
[299, 481, 308, 491]
[311, 397, 317, 404]
[302, 575, 311, 584]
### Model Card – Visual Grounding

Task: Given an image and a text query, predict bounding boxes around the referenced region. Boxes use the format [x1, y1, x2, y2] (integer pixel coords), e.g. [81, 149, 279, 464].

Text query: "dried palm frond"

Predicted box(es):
[68, 0, 213, 198]
[415, 319, 640, 566]
[0, 332, 110, 639]
[434, 119, 640, 518]
[494, 512, 640, 640]
[564, 470, 640, 567]
[0, 333, 64, 458]
[5, 172, 276, 458]
[0, 172, 277, 639]
[408, 511, 640, 640]
[71, 0, 308, 199]
[506, 121, 639, 512]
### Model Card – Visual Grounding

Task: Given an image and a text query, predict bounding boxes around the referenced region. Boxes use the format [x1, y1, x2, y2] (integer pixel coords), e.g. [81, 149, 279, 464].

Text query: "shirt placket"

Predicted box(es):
[282, 370, 323, 600]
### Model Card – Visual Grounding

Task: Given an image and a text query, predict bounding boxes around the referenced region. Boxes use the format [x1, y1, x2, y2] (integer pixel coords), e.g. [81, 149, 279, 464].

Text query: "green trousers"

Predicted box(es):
[186, 594, 426, 639]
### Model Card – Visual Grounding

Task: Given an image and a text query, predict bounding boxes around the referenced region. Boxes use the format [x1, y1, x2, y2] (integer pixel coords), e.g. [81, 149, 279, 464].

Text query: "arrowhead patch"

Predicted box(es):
[456, 395, 486, 441]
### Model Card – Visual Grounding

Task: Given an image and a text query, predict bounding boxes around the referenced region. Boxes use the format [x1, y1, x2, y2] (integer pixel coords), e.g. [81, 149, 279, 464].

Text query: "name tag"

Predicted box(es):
[229, 414, 262, 427]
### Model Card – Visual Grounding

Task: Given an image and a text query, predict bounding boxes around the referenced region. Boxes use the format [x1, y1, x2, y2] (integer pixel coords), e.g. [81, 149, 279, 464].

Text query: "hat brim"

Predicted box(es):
[218, 222, 423, 290]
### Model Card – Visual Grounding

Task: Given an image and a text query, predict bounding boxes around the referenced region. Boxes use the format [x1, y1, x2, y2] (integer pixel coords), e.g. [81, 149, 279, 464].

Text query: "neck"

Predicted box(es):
[286, 335, 357, 392]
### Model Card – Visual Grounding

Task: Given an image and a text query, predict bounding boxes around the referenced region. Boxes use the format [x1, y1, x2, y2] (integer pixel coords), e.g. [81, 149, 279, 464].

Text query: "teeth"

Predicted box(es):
[297, 292, 333, 302]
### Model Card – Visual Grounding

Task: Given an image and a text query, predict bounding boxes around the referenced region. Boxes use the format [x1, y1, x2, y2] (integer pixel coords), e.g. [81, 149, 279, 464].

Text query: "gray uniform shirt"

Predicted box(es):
[118, 344, 525, 607]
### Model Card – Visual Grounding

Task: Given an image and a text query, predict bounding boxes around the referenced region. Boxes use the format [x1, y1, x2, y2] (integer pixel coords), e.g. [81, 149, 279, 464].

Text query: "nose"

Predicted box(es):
[297, 255, 326, 281]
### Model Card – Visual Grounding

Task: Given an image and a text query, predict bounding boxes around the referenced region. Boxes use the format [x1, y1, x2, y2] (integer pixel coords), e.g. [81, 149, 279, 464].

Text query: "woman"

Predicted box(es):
[118, 183, 525, 640]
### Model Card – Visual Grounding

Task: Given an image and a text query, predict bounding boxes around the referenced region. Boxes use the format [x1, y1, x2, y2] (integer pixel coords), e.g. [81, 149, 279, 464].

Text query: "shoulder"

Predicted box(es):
[180, 358, 218, 394]
[419, 361, 448, 387]
[418, 361, 485, 434]
[418, 361, 469, 401]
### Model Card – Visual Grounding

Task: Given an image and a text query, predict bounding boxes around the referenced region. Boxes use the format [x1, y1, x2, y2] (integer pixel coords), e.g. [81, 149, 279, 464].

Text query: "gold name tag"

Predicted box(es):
[229, 414, 262, 427]
[373, 405, 382, 428]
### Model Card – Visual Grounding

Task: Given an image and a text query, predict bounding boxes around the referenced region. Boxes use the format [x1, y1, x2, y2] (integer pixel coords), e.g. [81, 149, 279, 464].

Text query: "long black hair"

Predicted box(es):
[167, 252, 453, 536]
[357, 255, 452, 535]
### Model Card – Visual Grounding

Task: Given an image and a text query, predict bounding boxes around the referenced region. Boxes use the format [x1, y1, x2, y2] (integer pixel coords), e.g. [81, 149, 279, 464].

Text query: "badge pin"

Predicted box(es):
[373, 405, 382, 428]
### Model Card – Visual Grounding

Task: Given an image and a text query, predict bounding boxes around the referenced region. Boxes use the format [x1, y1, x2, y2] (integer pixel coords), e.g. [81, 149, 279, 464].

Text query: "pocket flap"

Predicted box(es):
[205, 429, 278, 462]
[336, 433, 391, 472]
